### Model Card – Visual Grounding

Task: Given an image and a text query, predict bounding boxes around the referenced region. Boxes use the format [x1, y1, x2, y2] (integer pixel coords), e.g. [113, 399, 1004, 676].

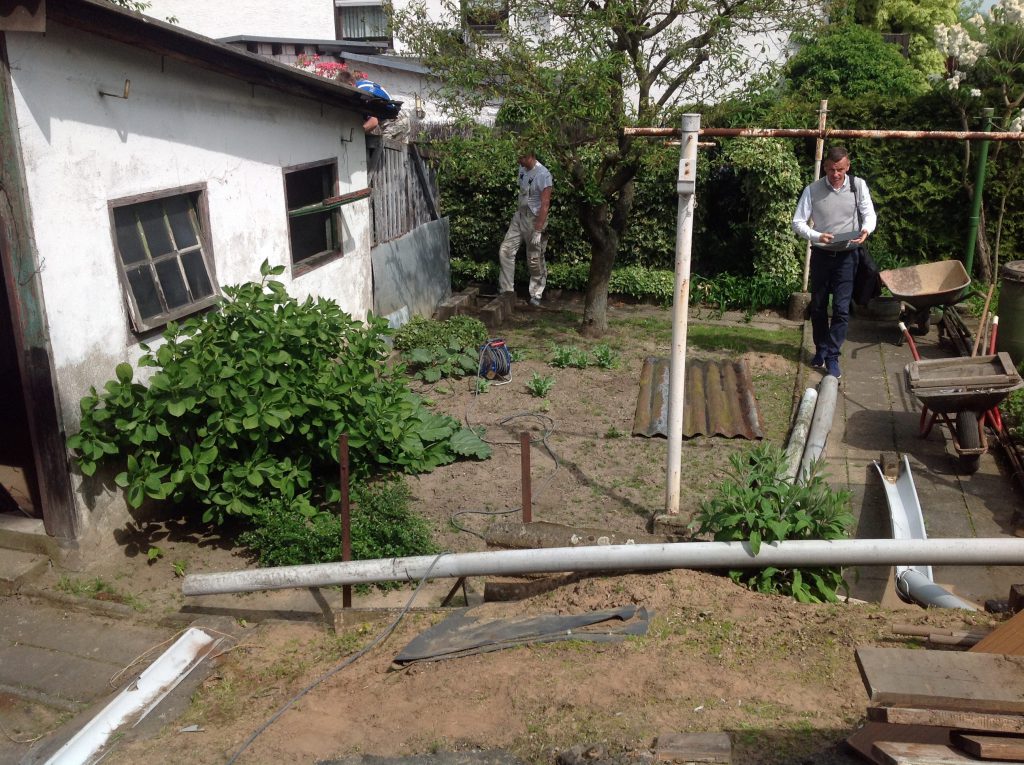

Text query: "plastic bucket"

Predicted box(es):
[996, 260, 1024, 367]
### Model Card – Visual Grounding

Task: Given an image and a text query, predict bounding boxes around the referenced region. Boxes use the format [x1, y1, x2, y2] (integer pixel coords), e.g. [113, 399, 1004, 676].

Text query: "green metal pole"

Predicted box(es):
[965, 107, 995, 277]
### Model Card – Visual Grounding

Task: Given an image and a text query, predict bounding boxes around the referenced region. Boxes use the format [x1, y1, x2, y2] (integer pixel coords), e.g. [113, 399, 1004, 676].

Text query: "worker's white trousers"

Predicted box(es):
[498, 205, 547, 300]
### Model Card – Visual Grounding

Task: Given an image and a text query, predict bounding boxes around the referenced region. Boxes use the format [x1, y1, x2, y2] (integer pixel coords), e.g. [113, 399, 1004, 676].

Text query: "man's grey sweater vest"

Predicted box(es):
[809, 177, 859, 252]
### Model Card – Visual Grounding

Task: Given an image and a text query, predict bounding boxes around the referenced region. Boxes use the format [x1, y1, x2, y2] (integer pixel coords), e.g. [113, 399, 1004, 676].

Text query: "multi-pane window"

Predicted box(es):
[285, 161, 343, 269]
[464, 0, 509, 33]
[335, 3, 392, 45]
[111, 189, 217, 332]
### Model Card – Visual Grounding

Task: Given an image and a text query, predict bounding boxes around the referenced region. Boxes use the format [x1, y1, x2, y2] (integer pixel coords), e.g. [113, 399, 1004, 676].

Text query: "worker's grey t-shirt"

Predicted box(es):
[518, 162, 553, 215]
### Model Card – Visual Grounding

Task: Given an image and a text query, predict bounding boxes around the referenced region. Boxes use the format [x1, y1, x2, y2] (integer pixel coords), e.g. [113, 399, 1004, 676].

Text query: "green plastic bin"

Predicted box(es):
[996, 260, 1024, 367]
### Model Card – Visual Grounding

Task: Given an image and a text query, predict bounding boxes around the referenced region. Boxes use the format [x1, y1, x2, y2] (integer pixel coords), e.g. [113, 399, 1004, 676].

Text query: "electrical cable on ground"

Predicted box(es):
[225, 551, 449, 765]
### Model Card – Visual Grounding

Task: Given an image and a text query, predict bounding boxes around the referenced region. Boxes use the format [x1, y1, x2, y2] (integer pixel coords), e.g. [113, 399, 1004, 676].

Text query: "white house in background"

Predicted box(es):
[142, 0, 503, 126]
[0, 0, 396, 557]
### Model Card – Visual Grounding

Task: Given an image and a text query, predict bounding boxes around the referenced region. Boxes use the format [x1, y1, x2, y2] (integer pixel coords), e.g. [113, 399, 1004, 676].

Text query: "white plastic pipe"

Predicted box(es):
[665, 113, 700, 515]
[896, 569, 978, 611]
[183, 539, 1024, 596]
[799, 374, 839, 482]
[784, 387, 818, 481]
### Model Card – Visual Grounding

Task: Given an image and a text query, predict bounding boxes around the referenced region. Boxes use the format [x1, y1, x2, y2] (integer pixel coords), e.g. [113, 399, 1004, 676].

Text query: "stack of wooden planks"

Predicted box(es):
[849, 610, 1024, 764]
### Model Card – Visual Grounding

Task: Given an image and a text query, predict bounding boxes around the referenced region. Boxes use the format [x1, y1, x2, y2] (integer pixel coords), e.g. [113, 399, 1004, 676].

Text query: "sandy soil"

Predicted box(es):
[36, 299, 1008, 765]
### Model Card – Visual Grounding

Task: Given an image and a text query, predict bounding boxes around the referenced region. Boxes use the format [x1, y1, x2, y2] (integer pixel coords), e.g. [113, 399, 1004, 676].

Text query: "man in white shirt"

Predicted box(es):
[498, 150, 553, 307]
[792, 146, 877, 380]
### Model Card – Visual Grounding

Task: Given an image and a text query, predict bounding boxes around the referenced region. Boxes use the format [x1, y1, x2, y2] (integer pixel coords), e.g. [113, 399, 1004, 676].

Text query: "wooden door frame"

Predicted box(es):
[0, 34, 78, 541]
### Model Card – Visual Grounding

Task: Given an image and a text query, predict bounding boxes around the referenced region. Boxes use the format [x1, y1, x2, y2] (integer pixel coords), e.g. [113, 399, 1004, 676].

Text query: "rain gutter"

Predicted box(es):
[874, 455, 978, 611]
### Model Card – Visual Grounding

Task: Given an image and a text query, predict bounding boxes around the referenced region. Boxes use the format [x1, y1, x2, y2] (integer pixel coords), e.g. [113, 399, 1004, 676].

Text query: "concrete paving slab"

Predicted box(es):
[825, 313, 1024, 605]
[0, 642, 121, 707]
[0, 598, 171, 665]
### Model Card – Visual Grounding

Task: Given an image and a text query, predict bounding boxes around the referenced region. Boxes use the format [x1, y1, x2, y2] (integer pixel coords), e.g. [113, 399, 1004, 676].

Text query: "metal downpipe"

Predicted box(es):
[896, 569, 978, 611]
[183, 538, 1024, 596]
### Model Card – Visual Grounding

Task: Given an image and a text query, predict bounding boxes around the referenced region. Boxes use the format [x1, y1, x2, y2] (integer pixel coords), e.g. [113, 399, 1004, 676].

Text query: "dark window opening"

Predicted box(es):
[285, 162, 343, 267]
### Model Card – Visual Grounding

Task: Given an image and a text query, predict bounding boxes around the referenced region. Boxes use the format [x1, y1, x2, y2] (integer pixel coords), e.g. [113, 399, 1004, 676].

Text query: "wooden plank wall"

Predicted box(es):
[368, 140, 439, 247]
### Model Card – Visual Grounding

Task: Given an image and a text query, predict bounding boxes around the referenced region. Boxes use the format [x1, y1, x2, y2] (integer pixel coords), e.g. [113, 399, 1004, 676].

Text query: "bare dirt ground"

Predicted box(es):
[29, 297, 1007, 765]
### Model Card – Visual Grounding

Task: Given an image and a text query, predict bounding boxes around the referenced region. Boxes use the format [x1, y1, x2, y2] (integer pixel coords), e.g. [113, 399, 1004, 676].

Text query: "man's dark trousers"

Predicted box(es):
[809, 248, 858, 361]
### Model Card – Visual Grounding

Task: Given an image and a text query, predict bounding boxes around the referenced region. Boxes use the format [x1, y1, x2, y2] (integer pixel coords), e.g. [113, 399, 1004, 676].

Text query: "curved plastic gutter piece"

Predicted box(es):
[44, 628, 220, 765]
[874, 455, 977, 611]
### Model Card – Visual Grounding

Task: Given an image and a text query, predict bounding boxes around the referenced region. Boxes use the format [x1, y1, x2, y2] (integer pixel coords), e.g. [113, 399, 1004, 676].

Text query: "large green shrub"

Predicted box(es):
[68, 262, 490, 525]
[784, 22, 930, 99]
[238, 476, 436, 571]
[691, 443, 853, 603]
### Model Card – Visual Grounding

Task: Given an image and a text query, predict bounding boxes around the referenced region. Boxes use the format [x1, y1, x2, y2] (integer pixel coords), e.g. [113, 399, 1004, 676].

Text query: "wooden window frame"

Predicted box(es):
[108, 183, 219, 333]
[334, 1, 394, 47]
[284, 158, 349, 276]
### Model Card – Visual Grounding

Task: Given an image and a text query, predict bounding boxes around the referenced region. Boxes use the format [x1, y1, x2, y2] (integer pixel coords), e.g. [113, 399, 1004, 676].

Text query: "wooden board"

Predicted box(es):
[856, 647, 1024, 714]
[868, 706, 1024, 734]
[953, 732, 1024, 761]
[971, 610, 1024, 656]
[847, 721, 950, 763]
[873, 740, 1022, 764]
[654, 732, 731, 763]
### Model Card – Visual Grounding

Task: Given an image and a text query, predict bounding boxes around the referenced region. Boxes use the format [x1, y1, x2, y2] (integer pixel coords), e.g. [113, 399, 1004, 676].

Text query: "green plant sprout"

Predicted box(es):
[526, 372, 556, 397]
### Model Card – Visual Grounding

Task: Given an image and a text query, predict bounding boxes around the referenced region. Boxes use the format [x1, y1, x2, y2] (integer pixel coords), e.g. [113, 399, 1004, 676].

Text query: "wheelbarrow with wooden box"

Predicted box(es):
[903, 351, 1023, 474]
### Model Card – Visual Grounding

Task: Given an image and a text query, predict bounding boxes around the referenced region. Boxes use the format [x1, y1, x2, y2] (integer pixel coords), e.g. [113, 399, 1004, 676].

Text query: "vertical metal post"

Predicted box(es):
[520, 431, 532, 523]
[665, 113, 699, 515]
[965, 107, 994, 278]
[802, 99, 828, 292]
[339, 433, 352, 609]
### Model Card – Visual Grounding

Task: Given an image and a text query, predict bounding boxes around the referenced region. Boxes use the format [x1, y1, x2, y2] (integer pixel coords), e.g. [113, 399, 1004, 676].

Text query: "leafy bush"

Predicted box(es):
[238, 477, 437, 577]
[393, 315, 488, 353]
[784, 22, 930, 99]
[68, 263, 490, 526]
[691, 443, 853, 603]
[394, 316, 489, 383]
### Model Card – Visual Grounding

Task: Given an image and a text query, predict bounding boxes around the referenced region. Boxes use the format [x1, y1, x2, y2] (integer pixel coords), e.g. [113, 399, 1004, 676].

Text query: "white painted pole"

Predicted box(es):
[183, 539, 1024, 596]
[665, 113, 700, 514]
[802, 99, 828, 292]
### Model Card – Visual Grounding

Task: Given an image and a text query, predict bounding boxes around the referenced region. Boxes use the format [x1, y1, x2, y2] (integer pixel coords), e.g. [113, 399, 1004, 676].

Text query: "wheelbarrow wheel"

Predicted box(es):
[955, 410, 982, 475]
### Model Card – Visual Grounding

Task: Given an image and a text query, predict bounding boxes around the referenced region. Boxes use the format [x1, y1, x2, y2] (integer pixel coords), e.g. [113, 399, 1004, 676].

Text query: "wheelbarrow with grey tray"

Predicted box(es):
[879, 260, 973, 347]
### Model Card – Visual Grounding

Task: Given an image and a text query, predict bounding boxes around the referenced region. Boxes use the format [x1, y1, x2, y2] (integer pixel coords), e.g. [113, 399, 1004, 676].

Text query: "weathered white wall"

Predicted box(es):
[6, 22, 372, 544]
[144, 0, 335, 40]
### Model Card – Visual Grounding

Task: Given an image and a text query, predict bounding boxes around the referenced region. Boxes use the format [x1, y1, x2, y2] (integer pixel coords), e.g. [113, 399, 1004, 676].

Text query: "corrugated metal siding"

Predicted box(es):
[632, 357, 764, 439]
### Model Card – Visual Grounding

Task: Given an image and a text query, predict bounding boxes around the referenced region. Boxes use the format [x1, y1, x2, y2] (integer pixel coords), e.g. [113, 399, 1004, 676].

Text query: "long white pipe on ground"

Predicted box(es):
[183, 539, 1024, 596]
[799, 374, 839, 482]
[784, 387, 818, 481]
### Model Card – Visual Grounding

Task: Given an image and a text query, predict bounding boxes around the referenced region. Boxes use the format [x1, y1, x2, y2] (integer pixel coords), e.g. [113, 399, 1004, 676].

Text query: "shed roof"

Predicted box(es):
[43, 0, 395, 118]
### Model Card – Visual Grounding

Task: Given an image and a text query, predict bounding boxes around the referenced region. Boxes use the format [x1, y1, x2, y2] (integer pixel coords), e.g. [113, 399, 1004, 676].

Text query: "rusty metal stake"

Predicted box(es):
[520, 431, 532, 523]
[339, 433, 352, 609]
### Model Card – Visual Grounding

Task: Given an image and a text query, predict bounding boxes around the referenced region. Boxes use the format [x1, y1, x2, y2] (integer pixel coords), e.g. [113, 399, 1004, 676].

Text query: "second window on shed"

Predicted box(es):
[285, 162, 344, 267]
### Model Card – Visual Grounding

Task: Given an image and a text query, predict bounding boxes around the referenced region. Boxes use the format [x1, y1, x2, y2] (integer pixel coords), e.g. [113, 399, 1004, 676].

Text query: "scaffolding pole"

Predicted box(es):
[624, 126, 1024, 141]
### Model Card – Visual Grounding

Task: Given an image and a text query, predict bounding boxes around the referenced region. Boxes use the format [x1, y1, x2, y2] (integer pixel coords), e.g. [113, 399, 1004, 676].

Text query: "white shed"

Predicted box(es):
[0, 0, 399, 558]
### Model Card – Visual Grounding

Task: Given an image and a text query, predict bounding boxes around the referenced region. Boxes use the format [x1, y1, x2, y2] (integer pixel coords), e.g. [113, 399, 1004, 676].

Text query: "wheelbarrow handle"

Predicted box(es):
[898, 322, 922, 362]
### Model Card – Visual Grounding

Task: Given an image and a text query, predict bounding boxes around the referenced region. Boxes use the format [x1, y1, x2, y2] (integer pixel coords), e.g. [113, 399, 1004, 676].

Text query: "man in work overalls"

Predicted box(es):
[498, 150, 553, 307]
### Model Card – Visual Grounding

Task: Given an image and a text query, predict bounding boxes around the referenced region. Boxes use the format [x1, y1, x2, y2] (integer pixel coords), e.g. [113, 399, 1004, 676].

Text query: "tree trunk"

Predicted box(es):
[578, 181, 636, 337]
[580, 222, 618, 337]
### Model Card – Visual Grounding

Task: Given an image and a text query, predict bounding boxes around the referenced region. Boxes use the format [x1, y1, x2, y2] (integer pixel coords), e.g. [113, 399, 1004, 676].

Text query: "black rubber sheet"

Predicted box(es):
[393, 605, 651, 665]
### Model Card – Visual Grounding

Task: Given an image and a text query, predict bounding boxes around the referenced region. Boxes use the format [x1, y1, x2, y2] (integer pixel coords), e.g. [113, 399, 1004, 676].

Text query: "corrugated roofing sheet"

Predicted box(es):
[632, 356, 764, 440]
